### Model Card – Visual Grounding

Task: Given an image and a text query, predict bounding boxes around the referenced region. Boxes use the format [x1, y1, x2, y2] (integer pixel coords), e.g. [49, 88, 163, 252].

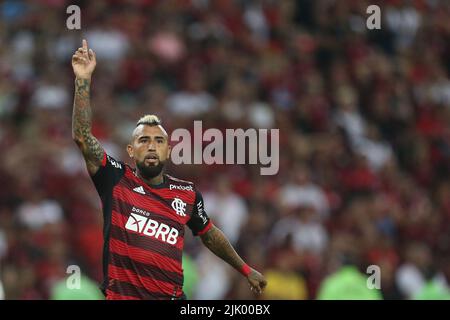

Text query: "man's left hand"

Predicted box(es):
[247, 268, 267, 295]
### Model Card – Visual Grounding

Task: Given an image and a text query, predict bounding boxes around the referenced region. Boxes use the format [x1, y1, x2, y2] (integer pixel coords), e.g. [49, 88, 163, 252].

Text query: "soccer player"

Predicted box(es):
[71, 40, 267, 300]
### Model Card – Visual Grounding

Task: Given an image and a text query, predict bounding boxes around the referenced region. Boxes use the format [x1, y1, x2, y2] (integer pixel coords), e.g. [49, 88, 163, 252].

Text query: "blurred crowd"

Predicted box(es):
[0, 0, 449, 299]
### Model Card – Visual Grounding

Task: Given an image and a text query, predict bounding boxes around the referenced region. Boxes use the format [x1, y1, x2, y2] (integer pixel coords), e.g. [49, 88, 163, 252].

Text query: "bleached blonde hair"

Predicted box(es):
[132, 114, 168, 141]
[136, 114, 162, 127]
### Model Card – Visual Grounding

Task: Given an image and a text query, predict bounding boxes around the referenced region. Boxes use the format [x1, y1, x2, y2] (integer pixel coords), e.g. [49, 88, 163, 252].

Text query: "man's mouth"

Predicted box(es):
[144, 154, 159, 165]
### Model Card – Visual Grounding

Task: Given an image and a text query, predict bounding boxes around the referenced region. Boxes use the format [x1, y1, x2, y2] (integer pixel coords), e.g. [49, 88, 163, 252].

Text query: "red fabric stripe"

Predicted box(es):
[109, 251, 183, 285]
[109, 237, 182, 274]
[240, 264, 252, 277]
[106, 289, 140, 300]
[101, 152, 107, 166]
[111, 210, 185, 251]
[108, 265, 175, 296]
[110, 219, 182, 261]
[113, 186, 188, 224]
[111, 210, 125, 227]
[197, 220, 213, 236]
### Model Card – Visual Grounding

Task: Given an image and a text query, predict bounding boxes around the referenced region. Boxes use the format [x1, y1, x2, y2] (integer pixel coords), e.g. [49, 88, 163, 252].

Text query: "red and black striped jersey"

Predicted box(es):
[90, 152, 212, 300]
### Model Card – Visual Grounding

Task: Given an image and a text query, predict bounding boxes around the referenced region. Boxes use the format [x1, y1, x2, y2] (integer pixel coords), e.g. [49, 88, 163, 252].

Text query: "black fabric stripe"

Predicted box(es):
[95, 166, 126, 293]
[110, 224, 182, 261]
[109, 251, 183, 285]
[108, 279, 174, 300]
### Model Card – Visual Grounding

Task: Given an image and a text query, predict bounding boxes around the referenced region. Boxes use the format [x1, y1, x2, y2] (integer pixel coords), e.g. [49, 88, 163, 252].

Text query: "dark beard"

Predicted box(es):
[136, 160, 165, 179]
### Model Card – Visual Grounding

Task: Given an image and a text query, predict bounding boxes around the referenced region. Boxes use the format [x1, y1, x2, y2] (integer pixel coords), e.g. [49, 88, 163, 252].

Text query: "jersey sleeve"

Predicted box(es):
[187, 189, 213, 236]
[90, 152, 126, 199]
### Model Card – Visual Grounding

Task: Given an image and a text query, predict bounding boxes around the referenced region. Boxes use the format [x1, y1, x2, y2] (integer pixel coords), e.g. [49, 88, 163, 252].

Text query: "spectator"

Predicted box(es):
[278, 164, 330, 219]
[203, 175, 248, 245]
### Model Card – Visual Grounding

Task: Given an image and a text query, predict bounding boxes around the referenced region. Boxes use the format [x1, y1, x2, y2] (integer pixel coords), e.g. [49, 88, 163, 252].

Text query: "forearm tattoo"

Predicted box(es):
[201, 226, 246, 271]
[72, 78, 103, 164]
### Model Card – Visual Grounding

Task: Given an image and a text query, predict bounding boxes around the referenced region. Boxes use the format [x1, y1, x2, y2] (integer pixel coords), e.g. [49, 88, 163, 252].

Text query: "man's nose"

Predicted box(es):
[148, 140, 156, 150]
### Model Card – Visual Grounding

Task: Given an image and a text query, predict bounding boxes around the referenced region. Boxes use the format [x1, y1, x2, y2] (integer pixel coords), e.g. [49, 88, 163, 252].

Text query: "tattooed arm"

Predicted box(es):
[200, 225, 267, 294]
[71, 39, 103, 176]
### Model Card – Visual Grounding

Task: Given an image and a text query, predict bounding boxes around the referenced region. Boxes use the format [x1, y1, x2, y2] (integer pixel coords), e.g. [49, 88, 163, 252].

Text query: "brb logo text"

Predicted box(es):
[125, 212, 178, 245]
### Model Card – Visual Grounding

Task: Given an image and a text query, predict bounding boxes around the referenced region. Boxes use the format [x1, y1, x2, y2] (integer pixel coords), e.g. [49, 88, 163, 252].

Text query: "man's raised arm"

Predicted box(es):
[71, 39, 104, 176]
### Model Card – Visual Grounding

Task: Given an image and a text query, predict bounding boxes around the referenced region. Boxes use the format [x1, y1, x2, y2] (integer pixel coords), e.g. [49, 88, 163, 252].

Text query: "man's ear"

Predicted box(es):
[127, 144, 134, 159]
[167, 145, 171, 160]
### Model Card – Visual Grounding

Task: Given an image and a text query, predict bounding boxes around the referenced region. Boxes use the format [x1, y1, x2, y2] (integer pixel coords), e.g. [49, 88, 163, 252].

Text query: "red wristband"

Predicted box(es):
[240, 264, 251, 277]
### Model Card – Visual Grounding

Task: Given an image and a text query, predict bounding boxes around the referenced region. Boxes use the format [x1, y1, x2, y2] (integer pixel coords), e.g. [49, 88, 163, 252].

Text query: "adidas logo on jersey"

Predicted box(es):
[133, 186, 145, 195]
